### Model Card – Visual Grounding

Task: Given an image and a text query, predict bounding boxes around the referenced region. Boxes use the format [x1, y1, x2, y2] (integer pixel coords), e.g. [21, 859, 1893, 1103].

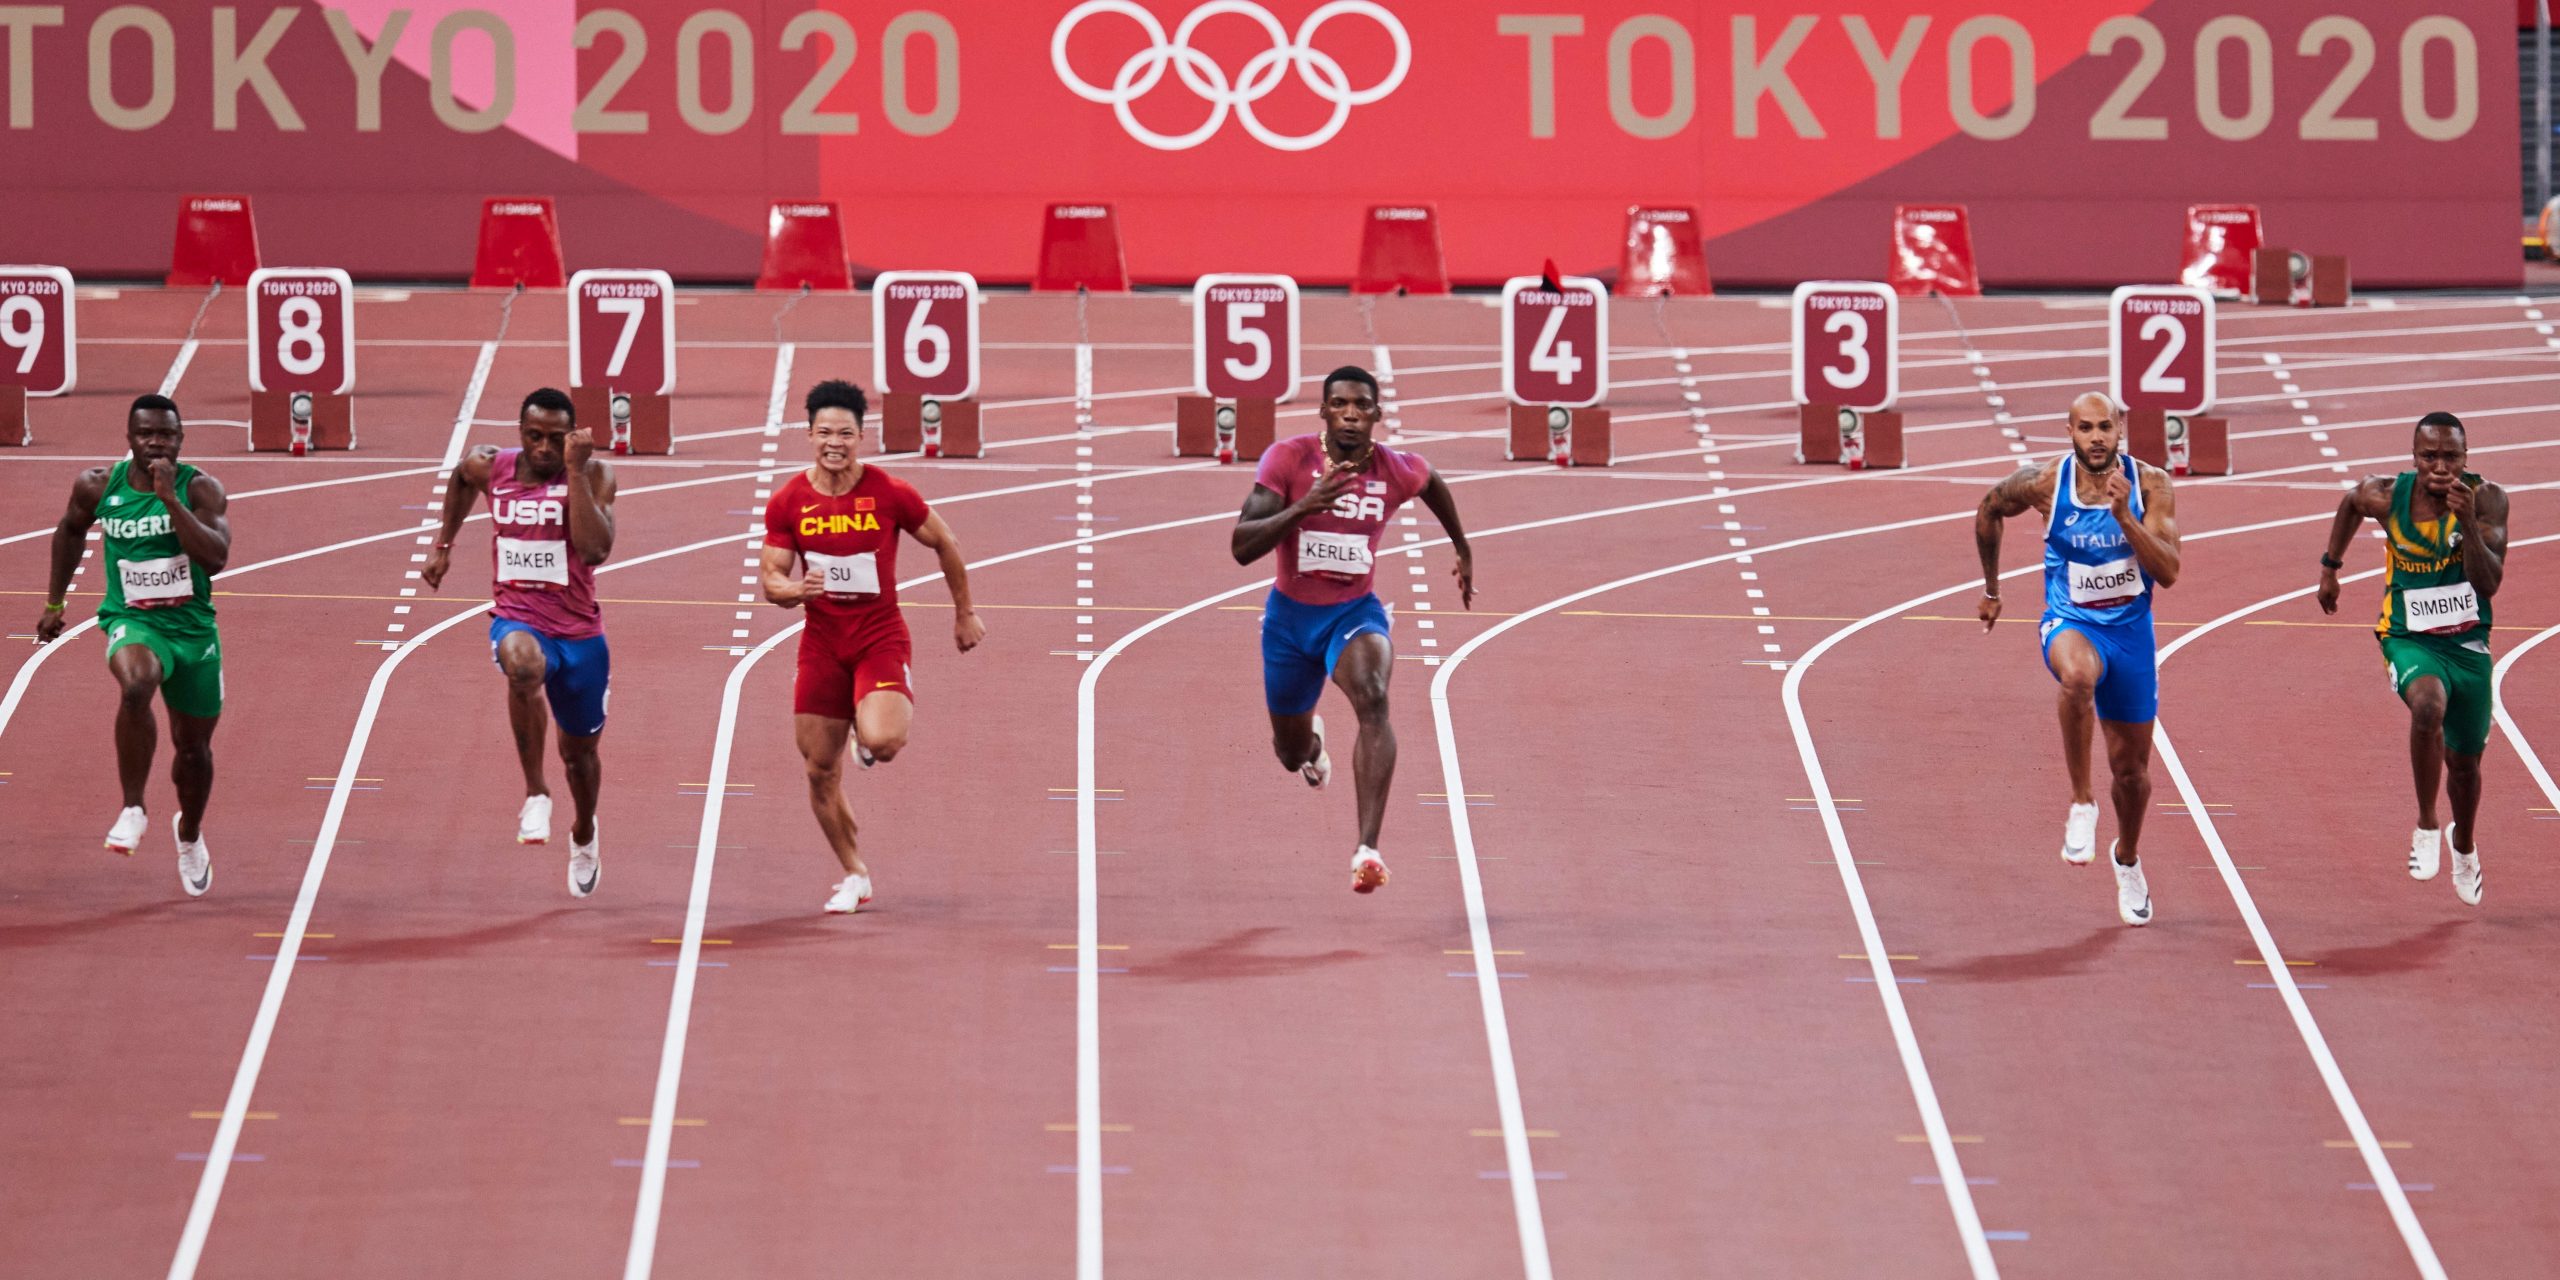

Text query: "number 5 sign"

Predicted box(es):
[1791, 281, 1896, 411]
[872, 271, 980, 400]
[2109, 285, 2214, 415]
[1503, 275, 1608, 407]
[569, 269, 676, 394]
[248, 268, 353, 395]
[1193, 274, 1298, 402]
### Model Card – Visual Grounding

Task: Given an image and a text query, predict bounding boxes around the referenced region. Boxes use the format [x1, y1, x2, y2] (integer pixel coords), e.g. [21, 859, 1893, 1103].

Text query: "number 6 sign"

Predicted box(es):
[1503, 274, 1609, 407]
[1194, 274, 1298, 402]
[872, 271, 980, 400]
[2109, 285, 2215, 416]
[569, 269, 676, 395]
[1791, 281, 1896, 411]
[248, 268, 353, 395]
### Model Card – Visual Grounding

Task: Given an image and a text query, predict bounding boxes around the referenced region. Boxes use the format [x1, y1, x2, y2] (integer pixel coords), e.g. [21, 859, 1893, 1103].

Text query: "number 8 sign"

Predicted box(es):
[1503, 275, 1609, 407]
[872, 271, 980, 400]
[2109, 285, 2214, 416]
[1791, 281, 1896, 411]
[569, 269, 676, 394]
[247, 268, 354, 395]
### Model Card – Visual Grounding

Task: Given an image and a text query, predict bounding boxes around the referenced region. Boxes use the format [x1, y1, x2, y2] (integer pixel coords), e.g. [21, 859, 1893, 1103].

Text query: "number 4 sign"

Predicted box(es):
[2109, 285, 2214, 416]
[1503, 275, 1609, 407]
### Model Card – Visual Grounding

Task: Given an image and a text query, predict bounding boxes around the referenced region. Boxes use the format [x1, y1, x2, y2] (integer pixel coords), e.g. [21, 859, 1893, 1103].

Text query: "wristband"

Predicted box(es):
[42, 600, 64, 613]
[2320, 554, 2344, 570]
[435, 541, 454, 551]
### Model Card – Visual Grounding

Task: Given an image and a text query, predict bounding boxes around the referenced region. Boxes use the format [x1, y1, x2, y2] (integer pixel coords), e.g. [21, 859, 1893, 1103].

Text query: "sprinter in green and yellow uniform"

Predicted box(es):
[2318, 412, 2510, 907]
[34, 394, 230, 895]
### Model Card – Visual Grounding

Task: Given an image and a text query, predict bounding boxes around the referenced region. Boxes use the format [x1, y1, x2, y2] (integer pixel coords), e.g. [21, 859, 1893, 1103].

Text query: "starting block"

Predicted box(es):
[2127, 410, 2230, 476]
[1501, 274, 1610, 465]
[472, 197, 565, 289]
[1354, 205, 1447, 295]
[871, 271, 983, 458]
[1506, 404, 1612, 466]
[0, 265, 76, 445]
[1035, 203, 1127, 292]
[569, 269, 677, 455]
[169, 195, 259, 287]
[2251, 247, 2352, 307]
[247, 268, 357, 453]
[1175, 396, 1276, 463]
[2181, 204, 2262, 297]
[1888, 204, 1978, 297]
[757, 201, 852, 291]
[881, 393, 981, 457]
[1618, 205, 1711, 296]
[1797, 405, 1904, 469]
[1183, 274, 1298, 462]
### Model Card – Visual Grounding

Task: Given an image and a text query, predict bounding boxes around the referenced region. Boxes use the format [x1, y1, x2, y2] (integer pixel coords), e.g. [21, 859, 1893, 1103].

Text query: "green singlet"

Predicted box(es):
[96, 459, 223, 718]
[2376, 470, 2490, 755]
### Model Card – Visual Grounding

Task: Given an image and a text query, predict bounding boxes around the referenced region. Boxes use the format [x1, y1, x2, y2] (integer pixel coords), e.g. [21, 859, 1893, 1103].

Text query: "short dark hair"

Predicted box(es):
[805, 379, 869, 425]
[2416, 411, 2464, 438]
[1320, 365, 1380, 398]
[128, 393, 181, 428]
[521, 387, 575, 425]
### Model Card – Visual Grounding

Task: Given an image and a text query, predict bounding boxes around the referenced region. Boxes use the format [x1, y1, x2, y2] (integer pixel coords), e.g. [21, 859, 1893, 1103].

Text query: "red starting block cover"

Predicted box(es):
[1618, 205, 1711, 296]
[2180, 204, 2263, 297]
[757, 201, 852, 291]
[168, 195, 259, 287]
[471, 197, 566, 289]
[1354, 205, 1447, 295]
[1888, 204, 1979, 297]
[1034, 203, 1127, 292]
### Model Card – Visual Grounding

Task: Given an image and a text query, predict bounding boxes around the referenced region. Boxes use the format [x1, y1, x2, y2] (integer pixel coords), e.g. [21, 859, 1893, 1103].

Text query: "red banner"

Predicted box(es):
[0, 1, 2517, 287]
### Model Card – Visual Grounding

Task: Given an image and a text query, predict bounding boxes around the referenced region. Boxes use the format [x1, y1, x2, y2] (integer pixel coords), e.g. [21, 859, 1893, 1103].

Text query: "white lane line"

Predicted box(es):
[765, 343, 796, 432]
[2492, 621, 2560, 810]
[158, 340, 200, 398]
[443, 341, 499, 473]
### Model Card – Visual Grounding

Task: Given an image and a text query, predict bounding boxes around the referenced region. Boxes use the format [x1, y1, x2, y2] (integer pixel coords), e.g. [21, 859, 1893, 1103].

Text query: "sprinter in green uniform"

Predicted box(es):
[34, 394, 231, 894]
[2318, 412, 2510, 906]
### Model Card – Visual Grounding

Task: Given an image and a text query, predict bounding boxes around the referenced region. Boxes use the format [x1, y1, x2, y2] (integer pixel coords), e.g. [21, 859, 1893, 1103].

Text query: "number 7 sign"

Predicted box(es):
[2109, 285, 2214, 415]
[569, 269, 676, 395]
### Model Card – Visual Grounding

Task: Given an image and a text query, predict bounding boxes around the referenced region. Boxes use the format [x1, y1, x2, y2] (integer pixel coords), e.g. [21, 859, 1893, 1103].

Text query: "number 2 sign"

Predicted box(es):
[871, 271, 980, 400]
[1791, 281, 1896, 412]
[2109, 285, 2215, 416]
[1503, 275, 1609, 407]
[569, 269, 676, 395]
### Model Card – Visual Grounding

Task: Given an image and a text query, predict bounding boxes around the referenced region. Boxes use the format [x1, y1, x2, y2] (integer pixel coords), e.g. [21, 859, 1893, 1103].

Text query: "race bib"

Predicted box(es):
[806, 550, 880, 597]
[119, 554, 193, 607]
[1297, 530, 1374, 578]
[496, 536, 570, 587]
[2067, 557, 2142, 606]
[2403, 581, 2481, 633]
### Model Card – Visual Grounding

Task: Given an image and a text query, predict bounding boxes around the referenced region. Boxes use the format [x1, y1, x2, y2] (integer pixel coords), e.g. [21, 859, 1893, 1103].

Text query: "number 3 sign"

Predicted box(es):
[1791, 281, 1896, 412]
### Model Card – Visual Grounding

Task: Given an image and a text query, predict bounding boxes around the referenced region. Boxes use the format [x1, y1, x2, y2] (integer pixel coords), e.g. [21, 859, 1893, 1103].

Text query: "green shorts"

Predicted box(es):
[2381, 633, 2492, 756]
[102, 614, 224, 720]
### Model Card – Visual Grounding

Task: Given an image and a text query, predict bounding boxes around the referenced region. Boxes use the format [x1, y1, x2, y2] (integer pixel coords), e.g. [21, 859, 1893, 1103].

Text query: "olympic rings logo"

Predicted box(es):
[1051, 1, 1411, 152]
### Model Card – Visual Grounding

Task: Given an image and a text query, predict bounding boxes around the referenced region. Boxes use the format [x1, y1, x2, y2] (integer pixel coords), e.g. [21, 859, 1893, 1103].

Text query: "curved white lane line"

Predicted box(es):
[2490, 621, 2560, 812]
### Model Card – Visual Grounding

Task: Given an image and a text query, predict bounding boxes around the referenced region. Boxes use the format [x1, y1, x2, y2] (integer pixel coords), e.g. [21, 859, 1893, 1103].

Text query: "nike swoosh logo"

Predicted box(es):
[802, 504, 821, 513]
[875, 680, 899, 688]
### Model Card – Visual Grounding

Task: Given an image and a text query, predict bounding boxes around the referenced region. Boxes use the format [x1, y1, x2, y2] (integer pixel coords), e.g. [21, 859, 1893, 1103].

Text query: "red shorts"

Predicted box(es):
[793, 621, 914, 719]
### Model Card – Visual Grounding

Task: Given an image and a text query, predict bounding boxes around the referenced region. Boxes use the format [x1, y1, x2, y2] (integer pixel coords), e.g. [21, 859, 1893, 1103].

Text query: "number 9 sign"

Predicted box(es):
[871, 271, 980, 400]
[0, 266, 75, 397]
[1193, 274, 1298, 402]
[247, 268, 354, 395]
[1503, 275, 1609, 407]
[569, 269, 676, 395]
[1791, 281, 1896, 412]
[2109, 285, 2215, 416]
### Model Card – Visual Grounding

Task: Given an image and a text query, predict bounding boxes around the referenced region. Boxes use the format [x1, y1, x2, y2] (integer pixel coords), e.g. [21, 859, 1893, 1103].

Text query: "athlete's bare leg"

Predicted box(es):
[557, 731, 600, 845]
[2446, 750, 2483, 855]
[2045, 629, 2103, 806]
[168, 711, 219, 844]
[1268, 711, 1319, 771]
[2100, 718, 2155, 864]
[855, 688, 912, 764]
[108, 645, 163, 810]
[496, 630, 552, 799]
[795, 713, 866, 877]
[1330, 632, 1394, 849]
[2401, 675, 2448, 831]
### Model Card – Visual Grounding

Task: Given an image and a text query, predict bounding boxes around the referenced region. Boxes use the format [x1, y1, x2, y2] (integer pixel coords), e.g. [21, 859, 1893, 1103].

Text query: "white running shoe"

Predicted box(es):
[517, 794, 552, 845]
[104, 805, 147, 856]
[823, 872, 874, 915]
[174, 815, 211, 897]
[855, 742, 876, 770]
[1351, 845, 1389, 894]
[2112, 842, 2151, 926]
[2060, 802, 2100, 865]
[567, 819, 601, 899]
[2451, 844, 2484, 906]
[2406, 827, 2442, 881]
[1301, 716, 1331, 789]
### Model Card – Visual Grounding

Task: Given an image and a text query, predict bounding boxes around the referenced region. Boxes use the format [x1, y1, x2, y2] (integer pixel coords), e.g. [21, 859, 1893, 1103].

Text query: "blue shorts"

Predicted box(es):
[490, 617, 611, 738]
[2040, 613, 2158, 724]
[1260, 589, 1391, 716]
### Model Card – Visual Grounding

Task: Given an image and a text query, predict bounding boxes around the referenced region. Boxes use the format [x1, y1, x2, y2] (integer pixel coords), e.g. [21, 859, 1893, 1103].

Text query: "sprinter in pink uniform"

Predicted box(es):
[1231, 366, 1474, 893]
[422, 388, 620, 897]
